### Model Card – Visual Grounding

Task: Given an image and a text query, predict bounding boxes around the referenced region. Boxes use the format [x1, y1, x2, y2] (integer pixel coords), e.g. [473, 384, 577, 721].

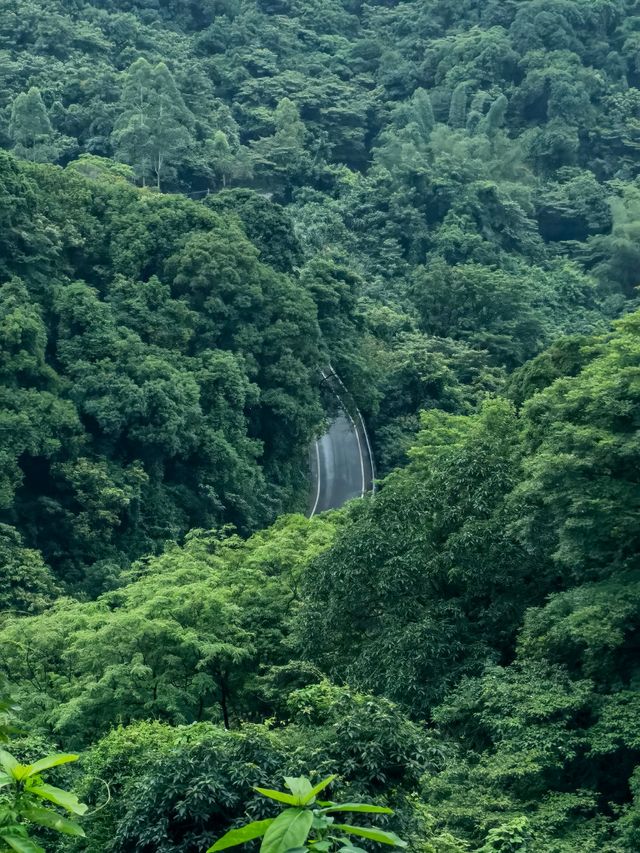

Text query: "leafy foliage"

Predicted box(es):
[0, 514, 338, 745]
[0, 684, 86, 853]
[299, 311, 640, 850]
[209, 775, 406, 853]
[0, 154, 336, 592]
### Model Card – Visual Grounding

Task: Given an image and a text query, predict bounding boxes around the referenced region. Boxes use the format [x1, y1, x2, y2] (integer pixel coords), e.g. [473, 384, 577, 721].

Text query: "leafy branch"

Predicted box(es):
[208, 775, 407, 853]
[0, 678, 87, 853]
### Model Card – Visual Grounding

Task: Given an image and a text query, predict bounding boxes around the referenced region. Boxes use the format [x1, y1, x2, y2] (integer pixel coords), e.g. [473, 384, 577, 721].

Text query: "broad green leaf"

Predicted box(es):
[23, 754, 79, 778]
[28, 783, 88, 815]
[207, 819, 274, 852]
[299, 775, 337, 805]
[322, 804, 393, 815]
[1, 835, 44, 853]
[253, 786, 299, 806]
[284, 776, 313, 802]
[22, 806, 86, 837]
[10, 765, 33, 782]
[333, 825, 407, 847]
[0, 770, 12, 788]
[310, 842, 332, 851]
[260, 808, 313, 853]
[0, 750, 19, 776]
[338, 847, 367, 852]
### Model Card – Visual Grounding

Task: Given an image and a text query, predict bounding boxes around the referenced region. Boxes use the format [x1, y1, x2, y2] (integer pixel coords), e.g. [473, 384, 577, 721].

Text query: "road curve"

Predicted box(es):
[308, 370, 375, 516]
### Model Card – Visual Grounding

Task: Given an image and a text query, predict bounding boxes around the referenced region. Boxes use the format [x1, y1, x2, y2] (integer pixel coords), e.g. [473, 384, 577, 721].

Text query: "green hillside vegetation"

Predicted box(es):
[1, 0, 640, 851]
[0, 154, 336, 594]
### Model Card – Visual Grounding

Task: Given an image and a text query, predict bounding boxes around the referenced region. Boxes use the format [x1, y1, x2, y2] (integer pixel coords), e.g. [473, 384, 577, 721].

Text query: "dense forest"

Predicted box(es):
[1, 0, 639, 851]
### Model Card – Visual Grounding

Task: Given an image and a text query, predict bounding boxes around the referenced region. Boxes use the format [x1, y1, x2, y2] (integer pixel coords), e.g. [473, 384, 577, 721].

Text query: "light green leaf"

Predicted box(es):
[254, 786, 299, 806]
[28, 783, 88, 815]
[284, 776, 313, 802]
[333, 825, 407, 848]
[312, 814, 333, 832]
[321, 804, 393, 815]
[0, 750, 19, 776]
[300, 775, 337, 805]
[10, 765, 32, 782]
[261, 808, 313, 853]
[23, 754, 79, 778]
[22, 806, 86, 837]
[207, 819, 274, 852]
[1, 835, 45, 853]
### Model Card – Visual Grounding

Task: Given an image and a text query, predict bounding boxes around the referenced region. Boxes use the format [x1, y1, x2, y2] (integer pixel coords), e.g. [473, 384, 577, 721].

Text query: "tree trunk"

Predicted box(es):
[156, 151, 163, 191]
[220, 677, 230, 730]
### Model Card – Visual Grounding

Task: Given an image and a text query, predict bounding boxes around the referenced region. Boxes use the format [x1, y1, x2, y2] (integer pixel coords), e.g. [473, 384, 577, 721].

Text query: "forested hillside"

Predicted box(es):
[1, 1, 640, 851]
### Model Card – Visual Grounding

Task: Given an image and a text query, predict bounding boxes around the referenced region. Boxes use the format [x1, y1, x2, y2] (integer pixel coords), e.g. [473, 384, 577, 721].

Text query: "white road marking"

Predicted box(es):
[311, 366, 372, 514]
[343, 407, 366, 497]
[326, 365, 371, 496]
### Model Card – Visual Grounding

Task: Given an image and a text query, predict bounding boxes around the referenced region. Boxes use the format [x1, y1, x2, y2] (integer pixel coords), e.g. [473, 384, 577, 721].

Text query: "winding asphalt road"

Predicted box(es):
[308, 371, 375, 516]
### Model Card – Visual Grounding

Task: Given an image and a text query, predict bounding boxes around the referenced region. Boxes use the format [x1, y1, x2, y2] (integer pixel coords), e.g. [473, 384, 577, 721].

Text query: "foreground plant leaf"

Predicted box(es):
[260, 808, 314, 853]
[207, 819, 274, 852]
[333, 824, 408, 847]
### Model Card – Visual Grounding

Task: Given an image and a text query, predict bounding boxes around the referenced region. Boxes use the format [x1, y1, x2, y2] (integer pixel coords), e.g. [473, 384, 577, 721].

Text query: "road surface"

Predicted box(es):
[308, 408, 375, 516]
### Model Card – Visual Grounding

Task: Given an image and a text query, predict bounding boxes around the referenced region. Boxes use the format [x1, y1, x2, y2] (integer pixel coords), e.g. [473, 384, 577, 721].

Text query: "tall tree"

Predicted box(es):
[9, 87, 60, 163]
[412, 87, 435, 139]
[111, 58, 154, 186]
[250, 97, 311, 196]
[204, 129, 251, 189]
[481, 93, 509, 137]
[448, 82, 469, 129]
[112, 59, 194, 190]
